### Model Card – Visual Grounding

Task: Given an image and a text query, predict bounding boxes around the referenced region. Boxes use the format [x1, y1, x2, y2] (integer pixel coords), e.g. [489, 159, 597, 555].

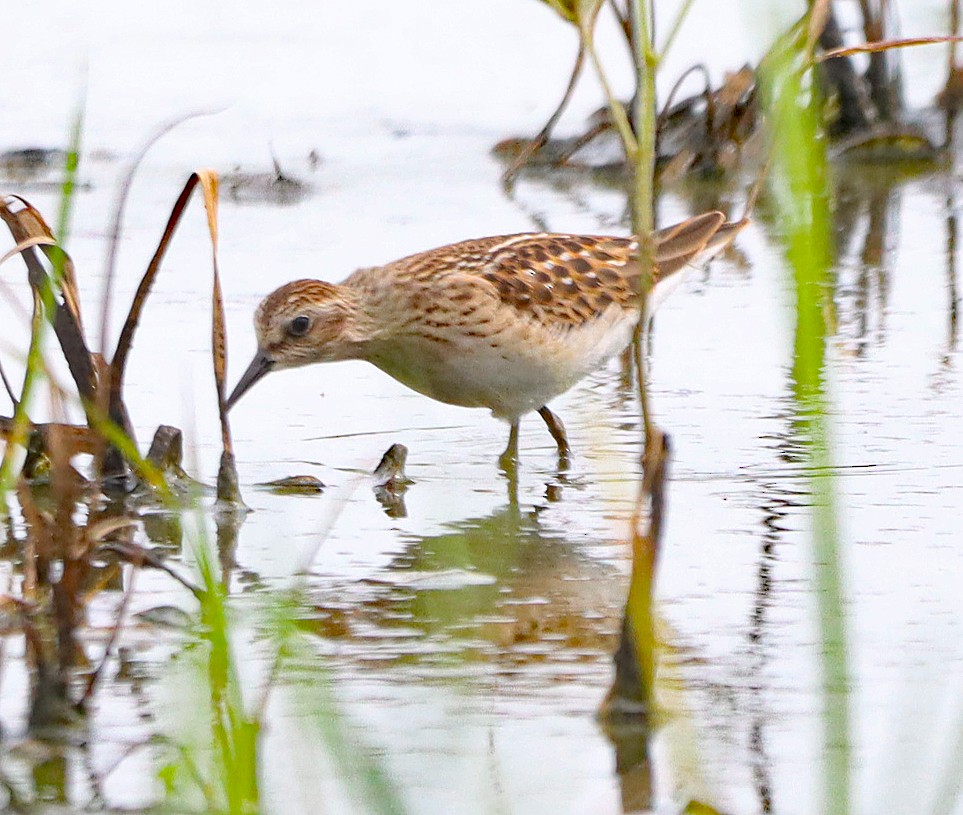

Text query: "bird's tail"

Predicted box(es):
[646, 211, 749, 317]
[654, 211, 748, 281]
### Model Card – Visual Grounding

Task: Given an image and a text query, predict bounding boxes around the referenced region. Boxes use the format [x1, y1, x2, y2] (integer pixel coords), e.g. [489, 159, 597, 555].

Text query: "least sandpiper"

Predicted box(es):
[227, 212, 746, 466]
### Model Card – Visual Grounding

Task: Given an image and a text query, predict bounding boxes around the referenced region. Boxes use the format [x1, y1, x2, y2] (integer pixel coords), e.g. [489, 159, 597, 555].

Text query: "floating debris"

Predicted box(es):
[0, 147, 67, 179]
[222, 154, 314, 205]
[133, 604, 194, 629]
[0, 147, 95, 192]
[259, 475, 325, 495]
[831, 125, 941, 163]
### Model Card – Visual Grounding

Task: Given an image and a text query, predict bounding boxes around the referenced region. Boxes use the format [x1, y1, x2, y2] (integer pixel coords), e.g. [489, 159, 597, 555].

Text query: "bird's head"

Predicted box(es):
[226, 279, 361, 410]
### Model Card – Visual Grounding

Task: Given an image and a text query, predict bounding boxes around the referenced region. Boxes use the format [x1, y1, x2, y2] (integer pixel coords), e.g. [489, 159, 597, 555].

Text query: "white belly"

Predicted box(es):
[365, 304, 638, 420]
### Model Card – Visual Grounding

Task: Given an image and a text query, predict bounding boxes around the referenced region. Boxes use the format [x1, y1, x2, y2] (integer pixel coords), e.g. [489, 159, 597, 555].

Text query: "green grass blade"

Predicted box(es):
[761, 21, 851, 815]
[53, 100, 85, 284]
[0, 103, 86, 506]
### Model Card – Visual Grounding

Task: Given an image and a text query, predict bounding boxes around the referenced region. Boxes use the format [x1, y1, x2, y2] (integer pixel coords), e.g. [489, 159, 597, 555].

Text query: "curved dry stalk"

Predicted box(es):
[0, 236, 56, 269]
[109, 177, 201, 396]
[107, 171, 239, 500]
[92, 113, 217, 481]
[99, 110, 219, 359]
[583, 29, 639, 163]
[656, 63, 711, 130]
[502, 42, 586, 186]
[816, 34, 963, 62]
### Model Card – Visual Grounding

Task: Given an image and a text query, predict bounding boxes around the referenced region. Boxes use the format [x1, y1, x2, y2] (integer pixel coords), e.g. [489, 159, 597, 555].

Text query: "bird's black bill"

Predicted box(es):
[225, 350, 274, 411]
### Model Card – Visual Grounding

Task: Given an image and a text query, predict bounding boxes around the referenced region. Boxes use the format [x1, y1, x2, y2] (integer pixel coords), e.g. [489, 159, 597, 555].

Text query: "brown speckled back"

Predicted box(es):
[351, 210, 739, 330]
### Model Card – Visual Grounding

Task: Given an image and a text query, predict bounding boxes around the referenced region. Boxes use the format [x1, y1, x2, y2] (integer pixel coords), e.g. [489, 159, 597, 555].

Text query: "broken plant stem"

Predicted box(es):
[816, 34, 963, 62]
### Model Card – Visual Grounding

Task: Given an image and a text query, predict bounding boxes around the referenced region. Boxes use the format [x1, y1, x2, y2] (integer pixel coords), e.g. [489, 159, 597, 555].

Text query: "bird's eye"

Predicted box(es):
[288, 315, 311, 337]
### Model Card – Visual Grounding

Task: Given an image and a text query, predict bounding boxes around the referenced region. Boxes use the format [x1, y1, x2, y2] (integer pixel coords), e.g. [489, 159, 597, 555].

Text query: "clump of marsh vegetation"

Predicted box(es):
[501, 0, 962, 185]
[0, 116, 250, 797]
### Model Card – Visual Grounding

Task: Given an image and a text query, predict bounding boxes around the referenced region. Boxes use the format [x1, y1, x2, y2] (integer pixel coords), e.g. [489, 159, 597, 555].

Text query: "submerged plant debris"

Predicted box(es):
[259, 474, 326, 495]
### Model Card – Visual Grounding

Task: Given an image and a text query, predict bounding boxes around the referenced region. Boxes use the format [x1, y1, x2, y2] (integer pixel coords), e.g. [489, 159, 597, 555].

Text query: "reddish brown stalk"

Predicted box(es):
[109, 178, 200, 403]
[196, 171, 242, 503]
[105, 171, 238, 497]
[951, 0, 961, 76]
[816, 35, 963, 62]
[0, 197, 97, 402]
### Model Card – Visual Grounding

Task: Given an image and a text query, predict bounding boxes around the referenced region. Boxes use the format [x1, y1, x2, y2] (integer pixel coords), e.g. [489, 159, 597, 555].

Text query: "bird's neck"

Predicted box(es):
[341, 270, 414, 355]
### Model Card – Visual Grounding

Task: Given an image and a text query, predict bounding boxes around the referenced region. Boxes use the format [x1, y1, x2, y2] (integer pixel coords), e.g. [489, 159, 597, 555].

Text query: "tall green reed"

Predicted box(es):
[761, 13, 850, 815]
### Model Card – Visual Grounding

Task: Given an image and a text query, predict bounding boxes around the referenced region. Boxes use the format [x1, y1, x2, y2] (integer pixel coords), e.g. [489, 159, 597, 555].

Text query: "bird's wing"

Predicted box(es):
[366, 212, 746, 331]
[476, 211, 746, 328]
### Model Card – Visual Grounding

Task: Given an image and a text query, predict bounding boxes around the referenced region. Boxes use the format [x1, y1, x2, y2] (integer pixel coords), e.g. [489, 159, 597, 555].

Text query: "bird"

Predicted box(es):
[226, 211, 747, 468]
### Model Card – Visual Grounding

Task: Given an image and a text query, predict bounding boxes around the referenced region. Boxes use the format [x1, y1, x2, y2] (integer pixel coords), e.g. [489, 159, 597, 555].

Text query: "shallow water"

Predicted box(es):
[2, 2, 963, 814]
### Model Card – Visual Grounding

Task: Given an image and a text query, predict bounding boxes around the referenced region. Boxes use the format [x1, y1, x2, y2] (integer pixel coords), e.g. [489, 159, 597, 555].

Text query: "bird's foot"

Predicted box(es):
[498, 448, 519, 477]
[499, 421, 520, 476]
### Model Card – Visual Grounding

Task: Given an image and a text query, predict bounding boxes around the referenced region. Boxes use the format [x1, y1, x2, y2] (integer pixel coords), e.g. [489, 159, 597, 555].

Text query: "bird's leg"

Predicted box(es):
[505, 463, 519, 510]
[499, 420, 520, 474]
[537, 406, 570, 468]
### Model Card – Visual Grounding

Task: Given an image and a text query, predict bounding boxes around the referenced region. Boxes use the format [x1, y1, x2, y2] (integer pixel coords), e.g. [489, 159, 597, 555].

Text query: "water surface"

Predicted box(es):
[1, 3, 962, 814]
